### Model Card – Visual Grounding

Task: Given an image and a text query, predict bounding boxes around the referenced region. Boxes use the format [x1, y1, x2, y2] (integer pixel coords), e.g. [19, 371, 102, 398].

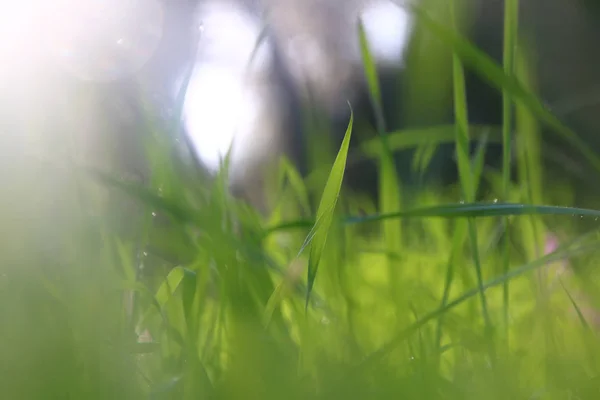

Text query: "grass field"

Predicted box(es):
[4, 1, 600, 399]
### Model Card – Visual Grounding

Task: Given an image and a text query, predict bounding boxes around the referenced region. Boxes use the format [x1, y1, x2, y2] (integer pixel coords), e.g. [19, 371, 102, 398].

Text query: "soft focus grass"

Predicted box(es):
[4, 1, 600, 399]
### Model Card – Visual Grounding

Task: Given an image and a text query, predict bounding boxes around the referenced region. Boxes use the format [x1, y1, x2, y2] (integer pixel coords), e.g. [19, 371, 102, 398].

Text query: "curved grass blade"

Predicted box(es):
[304, 107, 353, 310]
[346, 202, 600, 225]
[265, 203, 600, 235]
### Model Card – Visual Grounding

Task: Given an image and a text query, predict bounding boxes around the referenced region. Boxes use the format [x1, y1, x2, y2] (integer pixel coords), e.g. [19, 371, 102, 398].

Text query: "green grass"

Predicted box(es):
[4, 2, 600, 399]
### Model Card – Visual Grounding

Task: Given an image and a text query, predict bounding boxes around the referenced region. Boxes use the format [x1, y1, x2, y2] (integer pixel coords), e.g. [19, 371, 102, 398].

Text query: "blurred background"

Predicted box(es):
[4, 0, 600, 399]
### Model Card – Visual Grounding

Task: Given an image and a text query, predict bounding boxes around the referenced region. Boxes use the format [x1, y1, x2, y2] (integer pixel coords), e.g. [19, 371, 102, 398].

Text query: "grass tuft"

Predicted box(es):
[4, 2, 600, 399]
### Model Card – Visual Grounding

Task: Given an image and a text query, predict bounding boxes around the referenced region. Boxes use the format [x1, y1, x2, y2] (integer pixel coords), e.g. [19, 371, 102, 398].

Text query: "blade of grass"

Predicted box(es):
[447, 2, 474, 202]
[434, 218, 468, 360]
[265, 203, 600, 234]
[357, 19, 386, 136]
[280, 157, 312, 217]
[515, 44, 544, 259]
[346, 203, 600, 224]
[434, 129, 488, 361]
[304, 107, 354, 310]
[470, 130, 489, 195]
[447, 0, 492, 343]
[559, 278, 590, 331]
[357, 18, 403, 296]
[501, 0, 519, 340]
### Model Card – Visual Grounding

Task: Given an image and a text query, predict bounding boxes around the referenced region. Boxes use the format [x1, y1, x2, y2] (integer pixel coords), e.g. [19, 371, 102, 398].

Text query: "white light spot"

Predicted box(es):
[195, 3, 272, 73]
[181, 3, 274, 174]
[360, 1, 413, 64]
[183, 66, 262, 172]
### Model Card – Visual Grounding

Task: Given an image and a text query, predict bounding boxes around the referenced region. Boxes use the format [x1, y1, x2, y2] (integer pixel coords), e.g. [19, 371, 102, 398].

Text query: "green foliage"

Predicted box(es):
[4, 2, 600, 399]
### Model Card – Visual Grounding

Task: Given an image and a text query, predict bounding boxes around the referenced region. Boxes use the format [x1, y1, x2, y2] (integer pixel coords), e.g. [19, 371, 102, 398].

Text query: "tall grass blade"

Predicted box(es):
[304, 108, 354, 309]
[501, 0, 519, 339]
[358, 17, 402, 300]
[447, 0, 492, 341]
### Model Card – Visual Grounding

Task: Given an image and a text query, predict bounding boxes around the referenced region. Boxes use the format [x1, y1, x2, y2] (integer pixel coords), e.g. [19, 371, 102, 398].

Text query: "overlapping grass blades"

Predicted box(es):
[4, 1, 600, 399]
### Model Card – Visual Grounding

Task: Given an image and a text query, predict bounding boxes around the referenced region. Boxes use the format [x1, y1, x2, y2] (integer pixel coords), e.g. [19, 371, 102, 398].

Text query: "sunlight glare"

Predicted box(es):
[182, 2, 273, 173]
